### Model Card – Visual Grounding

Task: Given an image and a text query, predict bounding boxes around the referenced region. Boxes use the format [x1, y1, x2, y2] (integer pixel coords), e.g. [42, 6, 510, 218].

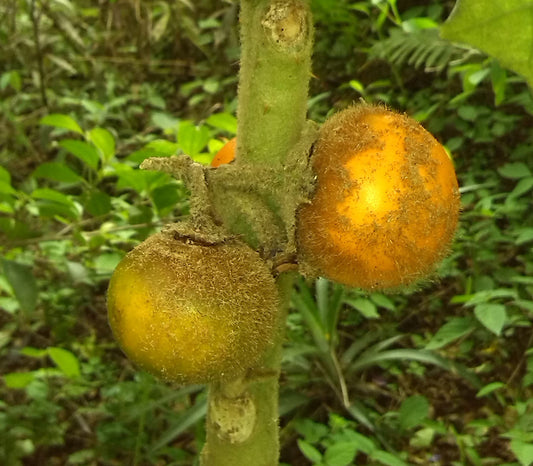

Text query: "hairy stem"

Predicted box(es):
[200, 1, 313, 464]
[201, 273, 295, 466]
[237, 0, 313, 165]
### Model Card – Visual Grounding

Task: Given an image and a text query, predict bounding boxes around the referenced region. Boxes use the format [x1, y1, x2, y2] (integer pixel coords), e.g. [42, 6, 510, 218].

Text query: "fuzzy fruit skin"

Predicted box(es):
[107, 232, 279, 384]
[211, 137, 237, 167]
[297, 105, 460, 291]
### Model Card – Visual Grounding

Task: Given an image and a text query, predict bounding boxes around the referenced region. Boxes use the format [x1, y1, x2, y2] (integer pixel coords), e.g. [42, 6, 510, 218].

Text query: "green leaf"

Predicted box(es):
[370, 293, 396, 311]
[324, 441, 358, 466]
[348, 349, 452, 374]
[0, 166, 11, 183]
[33, 162, 83, 183]
[152, 184, 180, 212]
[84, 190, 112, 216]
[21, 346, 48, 357]
[151, 112, 179, 131]
[441, 0, 533, 88]
[399, 395, 429, 430]
[370, 450, 408, 466]
[474, 303, 507, 336]
[0, 180, 15, 195]
[297, 439, 323, 464]
[425, 317, 476, 350]
[89, 127, 115, 161]
[516, 228, 533, 245]
[2, 259, 37, 313]
[510, 177, 533, 198]
[294, 418, 329, 444]
[476, 381, 506, 398]
[206, 113, 238, 134]
[116, 166, 167, 193]
[48, 347, 81, 377]
[32, 188, 75, 205]
[178, 121, 210, 157]
[40, 113, 83, 134]
[498, 162, 532, 179]
[511, 440, 533, 466]
[3, 371, 36, 389]
[345, 297, 379, 319]
[59, 139, 100, 170]
[31, 188, 80, 220]
[94, 252, 123, 273]
[0, 70, 22, 91]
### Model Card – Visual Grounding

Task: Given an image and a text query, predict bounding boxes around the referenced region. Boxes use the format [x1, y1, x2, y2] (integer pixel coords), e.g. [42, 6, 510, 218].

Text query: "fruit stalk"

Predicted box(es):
[200, 0, 314, 464]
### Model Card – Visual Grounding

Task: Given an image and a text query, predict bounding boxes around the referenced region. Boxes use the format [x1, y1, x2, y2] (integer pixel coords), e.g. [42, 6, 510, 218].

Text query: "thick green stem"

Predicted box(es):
[200, 1, 313, 464]
[200, 273, 295, 466]
[237, 0, 313, 165]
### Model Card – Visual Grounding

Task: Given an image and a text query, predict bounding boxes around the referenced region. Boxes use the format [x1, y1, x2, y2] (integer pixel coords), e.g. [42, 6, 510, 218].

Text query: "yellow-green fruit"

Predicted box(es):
[107, 232, 279, 384]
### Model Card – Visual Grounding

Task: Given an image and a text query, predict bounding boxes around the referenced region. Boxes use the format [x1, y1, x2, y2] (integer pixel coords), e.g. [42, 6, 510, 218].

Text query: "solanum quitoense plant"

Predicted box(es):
[106, 1, 461, 464]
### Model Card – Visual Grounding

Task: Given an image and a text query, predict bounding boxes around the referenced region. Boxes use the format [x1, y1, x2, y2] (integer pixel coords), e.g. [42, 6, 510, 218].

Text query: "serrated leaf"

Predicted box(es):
[40, 113, 83, 134]
[48, 347, 81, 377]
[441, 1, 533, 88]
[2, 260, 37, 313]
[294, 418, 329, 444]
[324, 441, 358, 466]
[474, 303, 507, 336]
[399, 395, 429, 430]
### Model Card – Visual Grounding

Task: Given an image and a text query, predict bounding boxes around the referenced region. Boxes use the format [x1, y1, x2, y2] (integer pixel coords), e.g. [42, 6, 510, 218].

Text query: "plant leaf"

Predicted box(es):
[441, 0, 533, 87]
[511, 440, 533, 466]
[474, 303, 507, 336]
[297, 439, 323, 463]
[2, 259, 37, 313]
[89, 127, 115, 161]
[59, 139, 100, 170]
[399, 395, 429, 430]
[40, 113, 83, 134]
[324, 441, 358, 466]
[48, 347, 81, 377]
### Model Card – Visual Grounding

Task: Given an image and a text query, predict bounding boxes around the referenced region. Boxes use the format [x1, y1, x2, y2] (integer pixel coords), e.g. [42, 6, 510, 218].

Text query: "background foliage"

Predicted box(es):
[1, 0, 533, 465]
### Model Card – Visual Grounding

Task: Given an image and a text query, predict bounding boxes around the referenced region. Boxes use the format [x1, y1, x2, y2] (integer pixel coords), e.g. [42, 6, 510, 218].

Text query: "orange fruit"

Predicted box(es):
[211, 137, 237, 167]
[107, 231, 279, 384]
[297, 104, 460, 290]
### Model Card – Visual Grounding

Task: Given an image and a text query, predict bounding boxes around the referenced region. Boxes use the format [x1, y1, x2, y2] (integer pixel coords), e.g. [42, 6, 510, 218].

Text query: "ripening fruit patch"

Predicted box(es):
[297, 104, 460, 290]
[107, 232, 279, 384]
